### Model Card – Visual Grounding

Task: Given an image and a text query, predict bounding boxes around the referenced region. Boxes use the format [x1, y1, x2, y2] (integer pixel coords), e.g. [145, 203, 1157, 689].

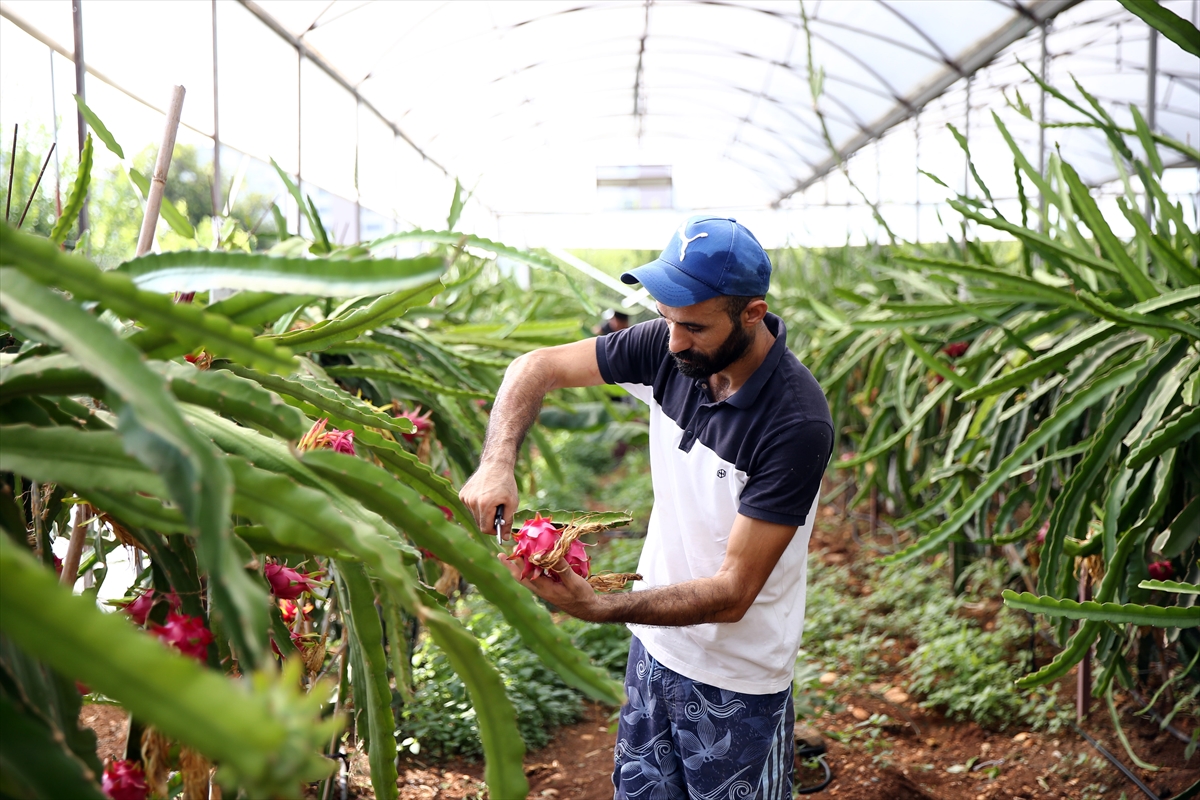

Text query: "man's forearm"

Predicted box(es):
[572, 576, 745, 627]
[481, 353, 552, 467]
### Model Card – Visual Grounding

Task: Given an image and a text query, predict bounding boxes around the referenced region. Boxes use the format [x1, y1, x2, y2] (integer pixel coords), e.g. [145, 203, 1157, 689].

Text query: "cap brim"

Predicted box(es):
[620, 260, 721, 307]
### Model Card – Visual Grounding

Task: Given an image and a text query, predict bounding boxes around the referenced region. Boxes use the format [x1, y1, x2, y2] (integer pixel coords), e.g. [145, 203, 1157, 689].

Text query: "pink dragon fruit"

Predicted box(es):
[506, 514, 590, 583]
[396, 406, 433, 442]
[119, 589, 182, 627]
[942, 341, 970, 359]
[150, 613, 213, 661]
[1148, 561, 1174, 581]
[265, 562, 323, 600]
[102, 759, 148, 800]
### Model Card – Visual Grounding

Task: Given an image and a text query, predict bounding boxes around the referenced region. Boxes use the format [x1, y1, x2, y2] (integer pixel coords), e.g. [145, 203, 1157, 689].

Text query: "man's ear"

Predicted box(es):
[743, 298, 768, 327]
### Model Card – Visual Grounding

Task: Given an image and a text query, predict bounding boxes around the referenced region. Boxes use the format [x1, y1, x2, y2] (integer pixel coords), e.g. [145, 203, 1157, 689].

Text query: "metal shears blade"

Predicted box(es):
[494, 504, 505, 545]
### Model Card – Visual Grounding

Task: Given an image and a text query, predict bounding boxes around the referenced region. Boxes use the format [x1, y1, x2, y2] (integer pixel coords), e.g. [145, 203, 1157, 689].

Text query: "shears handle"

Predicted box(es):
[493, 504, 506, 545]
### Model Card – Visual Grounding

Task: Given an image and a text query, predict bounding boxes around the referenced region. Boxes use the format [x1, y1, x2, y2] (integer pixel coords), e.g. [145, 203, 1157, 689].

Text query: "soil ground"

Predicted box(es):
[81, 510, 1198, 799]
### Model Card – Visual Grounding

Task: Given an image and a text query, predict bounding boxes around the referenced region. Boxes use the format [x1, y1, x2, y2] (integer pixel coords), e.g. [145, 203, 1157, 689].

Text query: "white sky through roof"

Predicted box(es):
[0, 0, 1196, 249]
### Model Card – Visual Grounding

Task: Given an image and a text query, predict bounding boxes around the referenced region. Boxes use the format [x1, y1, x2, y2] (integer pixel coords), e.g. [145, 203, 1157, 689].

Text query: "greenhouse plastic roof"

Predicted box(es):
[1, 0, 1196, 248]
[245, 0, 1078, 207]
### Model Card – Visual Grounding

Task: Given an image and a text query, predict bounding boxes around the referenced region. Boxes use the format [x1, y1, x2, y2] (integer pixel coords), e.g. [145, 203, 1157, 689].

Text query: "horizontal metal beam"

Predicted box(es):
[773, 0, 1082, 207]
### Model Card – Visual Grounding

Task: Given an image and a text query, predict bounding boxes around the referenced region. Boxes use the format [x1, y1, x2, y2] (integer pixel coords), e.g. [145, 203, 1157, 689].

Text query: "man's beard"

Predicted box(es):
[671, 321, 755, 379]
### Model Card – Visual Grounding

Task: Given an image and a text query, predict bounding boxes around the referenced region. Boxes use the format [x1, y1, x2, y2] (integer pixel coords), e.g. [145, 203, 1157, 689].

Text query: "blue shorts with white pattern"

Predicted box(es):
[612, 635, 794, 800]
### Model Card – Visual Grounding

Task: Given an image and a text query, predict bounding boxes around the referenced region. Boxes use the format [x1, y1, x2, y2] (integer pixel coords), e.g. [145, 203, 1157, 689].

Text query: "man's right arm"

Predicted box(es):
[459, 338, 605, 536]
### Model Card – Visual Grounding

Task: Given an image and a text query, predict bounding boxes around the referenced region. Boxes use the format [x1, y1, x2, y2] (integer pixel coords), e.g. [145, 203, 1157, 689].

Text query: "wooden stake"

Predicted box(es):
[136, 86, 186, 257]
[60, 502, 90, 588]
[17, 143, 55, 229]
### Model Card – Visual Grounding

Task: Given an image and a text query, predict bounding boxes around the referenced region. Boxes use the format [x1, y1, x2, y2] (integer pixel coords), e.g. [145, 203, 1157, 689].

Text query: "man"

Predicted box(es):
[460, 216, 833, 799]
[597, 310, 631, 336]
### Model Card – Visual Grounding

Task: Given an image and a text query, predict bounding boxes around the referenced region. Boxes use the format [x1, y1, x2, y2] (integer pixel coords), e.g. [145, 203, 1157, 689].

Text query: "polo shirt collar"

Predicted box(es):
[714, 313, 787, 410]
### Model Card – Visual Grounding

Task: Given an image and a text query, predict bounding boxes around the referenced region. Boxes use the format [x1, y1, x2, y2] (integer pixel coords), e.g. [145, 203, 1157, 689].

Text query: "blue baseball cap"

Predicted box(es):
[621, 216, 772, 307]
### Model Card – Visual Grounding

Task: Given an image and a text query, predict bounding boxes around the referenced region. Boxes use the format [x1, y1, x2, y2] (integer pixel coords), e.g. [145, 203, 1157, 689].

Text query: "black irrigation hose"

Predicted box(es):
[794, 755, 833, 795]
[1072, 723, 1161, 800]
[1127, 687, 1193, 745]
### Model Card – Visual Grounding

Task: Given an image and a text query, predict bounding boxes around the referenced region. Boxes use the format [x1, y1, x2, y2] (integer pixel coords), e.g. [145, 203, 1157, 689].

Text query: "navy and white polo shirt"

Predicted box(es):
[596, 313, 832, 694]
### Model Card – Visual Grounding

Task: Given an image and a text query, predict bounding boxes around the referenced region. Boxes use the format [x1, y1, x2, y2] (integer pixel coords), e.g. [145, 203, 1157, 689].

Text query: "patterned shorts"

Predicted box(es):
[612, 636, 794, 800]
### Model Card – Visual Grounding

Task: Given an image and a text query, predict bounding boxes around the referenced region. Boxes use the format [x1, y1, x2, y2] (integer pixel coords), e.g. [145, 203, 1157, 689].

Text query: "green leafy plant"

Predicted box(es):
[0, 118, 628, 796]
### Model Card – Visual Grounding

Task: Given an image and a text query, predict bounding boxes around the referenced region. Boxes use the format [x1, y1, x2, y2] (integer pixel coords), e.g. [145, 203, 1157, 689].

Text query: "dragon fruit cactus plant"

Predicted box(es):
[506, 513, 590, 583]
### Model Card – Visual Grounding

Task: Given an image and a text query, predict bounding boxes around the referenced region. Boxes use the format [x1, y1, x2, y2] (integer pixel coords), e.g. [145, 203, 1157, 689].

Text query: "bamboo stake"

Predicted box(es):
[136, 85, 186, 257]
[5, 124, 16, 222]
[17, 143, 55, 229]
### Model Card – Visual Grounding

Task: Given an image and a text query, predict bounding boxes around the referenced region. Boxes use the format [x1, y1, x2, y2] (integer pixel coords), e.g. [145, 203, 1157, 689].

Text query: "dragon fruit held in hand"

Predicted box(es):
[102, 759, 148, 800]
[507, 513, 590, 583]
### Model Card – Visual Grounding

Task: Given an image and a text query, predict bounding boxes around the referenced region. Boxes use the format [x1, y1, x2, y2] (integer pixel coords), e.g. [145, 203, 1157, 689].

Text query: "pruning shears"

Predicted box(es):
[494, 504, 505, 546]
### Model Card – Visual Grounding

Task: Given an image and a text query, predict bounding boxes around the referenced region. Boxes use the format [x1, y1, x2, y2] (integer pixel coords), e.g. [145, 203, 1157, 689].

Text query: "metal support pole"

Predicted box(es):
[211, 0, 222, 219]
[71, 0, 88, 241]
[961, 75, 972, 254]
[1144, 26, 1158, 224]
[1037, 22, 1049, 233]
[914, 113, 920, 243]
[49, 48, 62, 215]
[296, 47, 303, 233]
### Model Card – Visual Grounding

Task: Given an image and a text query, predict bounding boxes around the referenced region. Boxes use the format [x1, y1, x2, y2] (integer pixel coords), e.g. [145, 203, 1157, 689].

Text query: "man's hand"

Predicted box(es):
[497, 552, 600, 620]
[499, 514, 799, 627]
[460, 463, 519, 539]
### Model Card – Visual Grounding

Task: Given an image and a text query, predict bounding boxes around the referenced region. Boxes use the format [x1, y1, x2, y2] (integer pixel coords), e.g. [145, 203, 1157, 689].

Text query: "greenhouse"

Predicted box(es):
[0, 0, 1197, 798]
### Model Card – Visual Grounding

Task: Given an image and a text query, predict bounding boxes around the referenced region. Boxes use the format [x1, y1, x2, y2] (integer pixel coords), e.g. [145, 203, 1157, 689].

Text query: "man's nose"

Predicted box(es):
[668, 325, 691, 354]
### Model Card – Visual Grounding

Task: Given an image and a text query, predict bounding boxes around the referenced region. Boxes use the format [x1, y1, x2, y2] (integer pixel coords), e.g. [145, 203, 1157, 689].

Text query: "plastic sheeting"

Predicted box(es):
[0, 0, 1196, 248]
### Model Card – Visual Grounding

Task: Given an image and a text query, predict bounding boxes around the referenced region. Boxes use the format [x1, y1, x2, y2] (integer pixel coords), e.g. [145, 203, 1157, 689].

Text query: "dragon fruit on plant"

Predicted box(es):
[942, 341, 970, 359]
[1148, 561, 1174, 581]
[119, 589, 181, 627]
[102, 759, 148, 800]
[265, 562, 323, 600]
[395, 405, 433, 442]
[151, 612, 214, 661]
[506, 513, 590, 583]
